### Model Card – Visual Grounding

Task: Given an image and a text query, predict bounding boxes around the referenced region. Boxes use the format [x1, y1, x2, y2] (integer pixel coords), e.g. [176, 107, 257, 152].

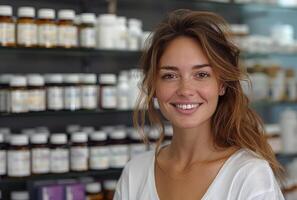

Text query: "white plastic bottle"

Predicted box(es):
[127, 18, 142, 51]
[117, 71, 130, 110]
[280, 109, 297, 153]
[96, 14, 116, 49]
[115, 16, 127, 50]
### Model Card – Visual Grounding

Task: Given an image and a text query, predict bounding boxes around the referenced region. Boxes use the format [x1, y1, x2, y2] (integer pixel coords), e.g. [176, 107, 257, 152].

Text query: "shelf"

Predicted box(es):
[0, 47, 142, 58]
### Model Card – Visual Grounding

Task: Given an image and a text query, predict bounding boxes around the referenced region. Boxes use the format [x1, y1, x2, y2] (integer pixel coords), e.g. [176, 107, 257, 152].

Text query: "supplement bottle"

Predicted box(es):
[50, 133, 69, 173]
[81, 74, 98, 110]
[0, 5, 15, 47]
[30, 133, 50, 174]
[57, 9, 77, 48]
[109, 129, 129, 168]
[37, 9, 57, 48]
[89, 131, 109, 170]
[86, 182, 104, 200]
[70, 132, 88, 172]
[17, 7, 37, 47]
[63, 74, 81, 111]
[10, 76, 28, 113]
[80, 13, 96, 48]
[99, 74, 117, 110]
[45, 74, 64, 111]
[8, 134, 30, 177]
[103, 180, 117, 200]
[27, 74, 46, 112]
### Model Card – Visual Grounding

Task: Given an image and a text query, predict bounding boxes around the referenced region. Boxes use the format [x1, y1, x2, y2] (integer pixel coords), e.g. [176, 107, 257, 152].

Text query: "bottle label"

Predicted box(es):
[117, 95, 129, 110]
[82, 85, 98, 109]
[101, 86, 116, 109]
[64, 86, 81, 110]
[17, 23, 37, 46]
[50, 148, 69, 173]
[70, 146, 88, 171]
[90, 146, 109, 170]
[109, 145, 129, 168]
[8, 150, 30, 177]
[130, 143, 147, 159]
[0, 22, 15, 45]
[0, 150, 6, 175]
[27, 89, 46, 111]
[47, 87, 64, 110]
[80, 27, 96, 48]
[32, 148, 50, 174]
[38, 24, 57, 47]
[58, 25, 77, 47]
[11, 90, 28, 113]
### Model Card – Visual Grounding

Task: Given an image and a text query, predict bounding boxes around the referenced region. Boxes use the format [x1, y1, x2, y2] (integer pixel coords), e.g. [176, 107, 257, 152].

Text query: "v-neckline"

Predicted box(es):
[150, 148, 244, 200]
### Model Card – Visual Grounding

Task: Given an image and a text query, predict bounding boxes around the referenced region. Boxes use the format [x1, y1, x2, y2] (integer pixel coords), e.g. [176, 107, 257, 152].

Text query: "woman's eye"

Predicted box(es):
[195, 72, 210, 79]
[161, 73, 177, 80]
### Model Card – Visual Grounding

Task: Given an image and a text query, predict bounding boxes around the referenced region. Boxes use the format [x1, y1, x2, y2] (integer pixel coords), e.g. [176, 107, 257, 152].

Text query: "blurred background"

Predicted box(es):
[1, 0, 297, 199]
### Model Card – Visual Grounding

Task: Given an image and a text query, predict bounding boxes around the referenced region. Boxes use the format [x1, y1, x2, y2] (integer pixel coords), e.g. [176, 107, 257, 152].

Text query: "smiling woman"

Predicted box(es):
[113, 9, 285, 200]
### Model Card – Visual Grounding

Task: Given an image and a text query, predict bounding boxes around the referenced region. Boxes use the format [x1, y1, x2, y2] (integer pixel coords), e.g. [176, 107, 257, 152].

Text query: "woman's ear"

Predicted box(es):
[219, 84, 226, 96]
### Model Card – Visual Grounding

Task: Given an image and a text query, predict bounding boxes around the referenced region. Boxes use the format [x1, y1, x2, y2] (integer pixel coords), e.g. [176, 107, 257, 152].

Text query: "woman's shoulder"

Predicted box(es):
[123, 150, 155, 174]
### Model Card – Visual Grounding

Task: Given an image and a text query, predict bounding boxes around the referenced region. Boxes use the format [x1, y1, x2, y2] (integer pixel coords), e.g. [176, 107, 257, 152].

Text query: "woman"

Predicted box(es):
[114, 9, 284, 200]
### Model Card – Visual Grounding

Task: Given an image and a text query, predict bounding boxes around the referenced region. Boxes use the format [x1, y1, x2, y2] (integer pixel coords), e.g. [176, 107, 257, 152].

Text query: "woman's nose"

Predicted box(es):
[176, 79, 195, 97]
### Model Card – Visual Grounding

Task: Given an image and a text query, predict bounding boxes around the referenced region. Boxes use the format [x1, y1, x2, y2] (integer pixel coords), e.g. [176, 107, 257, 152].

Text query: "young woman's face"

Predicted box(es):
[156, 36, 223, 129]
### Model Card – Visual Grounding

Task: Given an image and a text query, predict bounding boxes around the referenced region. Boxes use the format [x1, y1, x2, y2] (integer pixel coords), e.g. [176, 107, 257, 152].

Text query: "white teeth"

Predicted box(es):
[175, 104, 199, 110]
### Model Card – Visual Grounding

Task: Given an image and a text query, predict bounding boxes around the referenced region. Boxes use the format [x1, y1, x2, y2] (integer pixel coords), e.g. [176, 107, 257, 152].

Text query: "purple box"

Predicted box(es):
[38, 185, 64, 200]
[65, 184, 85, 200]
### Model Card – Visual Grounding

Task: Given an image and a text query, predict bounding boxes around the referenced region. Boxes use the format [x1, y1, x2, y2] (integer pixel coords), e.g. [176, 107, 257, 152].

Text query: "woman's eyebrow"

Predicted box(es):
[160, 64, 211, 71]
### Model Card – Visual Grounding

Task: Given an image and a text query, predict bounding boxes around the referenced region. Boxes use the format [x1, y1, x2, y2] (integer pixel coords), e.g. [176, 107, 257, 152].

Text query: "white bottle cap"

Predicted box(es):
[44, 74, 63, 84]
[80, 13, 96, 24]
[98, 14, 116, 25]
[81, 126, 95, 134]
[99, 74, 116, 84]
[30, 133, 48, 144]
[63, 74, 80, 84]
[38, 9, 55, 19]
[0, 5, 12, 16]
[10, 76, 27, 87]
[71, 132, 88, 143]
[103, 180, 117, 190]
[18, 7, 35, 18]
[90, 131, 107, 141]
[50, 133, 67, 144]
[66, 124, 81, 133]
[0, 74, 13, 84]
[128, 18, 142, 27]
[129, 129, 142, 140]
[80, 74, 97, 84]
[117, 16, 127, 25]
[58, 9, 75, 20]
[27, 74, 44, 86]
[86, 182, 102, 193]
[11, 191, 29, 200]
[10, 135, 29, 146]
[110, 129, 126, 140]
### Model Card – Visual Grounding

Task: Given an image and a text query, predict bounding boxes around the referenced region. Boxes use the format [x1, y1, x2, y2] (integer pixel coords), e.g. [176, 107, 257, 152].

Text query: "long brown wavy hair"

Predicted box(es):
[133, 9, 284, 180]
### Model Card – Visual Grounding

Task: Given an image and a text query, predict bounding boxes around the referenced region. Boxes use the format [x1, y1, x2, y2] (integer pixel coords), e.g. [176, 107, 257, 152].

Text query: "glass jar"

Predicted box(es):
[103, 180, 117, 200]
[30, 133, 50, 174]
[89, 131, 109, 170]
[86, 182, 104, 200]
[45, 74, 64, 111]
[27, 74, 46, 112]
[0, 133, 7, 177]
[57, 9, 77, 48]
[63, 74, 81, 111]
[37, 9, 57, 48]
[17, 7, 37, 47]
[70, 132, 88, 172]
[99, 74, 117, 110]
[0, 5, 15, 47]
[10, 76, 28, 113]
[50, 133, 69, 173]
[109, 129, 129, 168]
[80, 13, 96, 48]
[80, 74, 98, 110]
[8, 134, 30, 177]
